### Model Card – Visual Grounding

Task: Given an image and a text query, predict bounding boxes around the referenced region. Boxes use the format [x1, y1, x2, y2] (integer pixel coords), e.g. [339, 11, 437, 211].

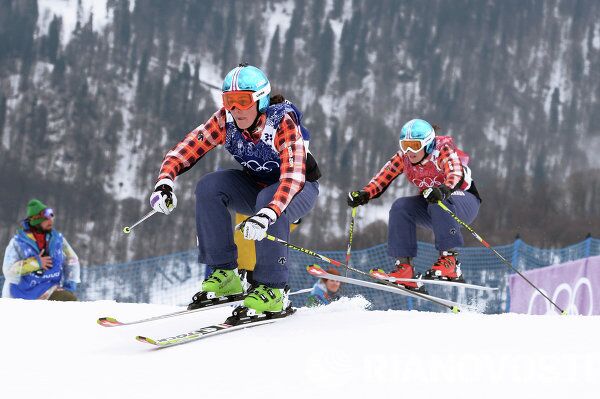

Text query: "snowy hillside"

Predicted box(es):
[0, 297, 598, 399]
[3, 1, 600, 266]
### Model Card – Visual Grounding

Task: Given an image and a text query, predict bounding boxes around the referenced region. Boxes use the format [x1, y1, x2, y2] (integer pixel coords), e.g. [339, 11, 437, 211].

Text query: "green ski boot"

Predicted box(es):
[188, 269, 247, 310]
[243, 284, 289, 314]
[202, 268, 245, 297]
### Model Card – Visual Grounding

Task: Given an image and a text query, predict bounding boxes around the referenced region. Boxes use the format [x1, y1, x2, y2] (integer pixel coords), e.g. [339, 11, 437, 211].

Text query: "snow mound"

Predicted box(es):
[307, 294, 372, 313]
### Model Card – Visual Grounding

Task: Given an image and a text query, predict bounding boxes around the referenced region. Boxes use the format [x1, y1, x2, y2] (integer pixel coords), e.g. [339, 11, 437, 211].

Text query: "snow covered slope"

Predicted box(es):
[0, 297, 598, 399]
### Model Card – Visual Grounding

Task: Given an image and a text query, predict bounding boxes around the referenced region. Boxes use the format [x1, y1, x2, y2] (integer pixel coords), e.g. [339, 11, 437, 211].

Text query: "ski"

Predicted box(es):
[136, 320, 275, 348]
[306, 264, 465, 312]
[369, 269, 497, 291]
[264, 234, 463, 312]
[97, 297, 243, 327]
[136, 307, 295, 348]
[98, 288, 310, 327]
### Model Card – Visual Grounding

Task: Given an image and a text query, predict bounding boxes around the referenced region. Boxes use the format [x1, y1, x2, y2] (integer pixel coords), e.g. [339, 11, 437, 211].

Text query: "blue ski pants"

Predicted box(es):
[195, 169, 319, 288]
[387, 191, 480, 259]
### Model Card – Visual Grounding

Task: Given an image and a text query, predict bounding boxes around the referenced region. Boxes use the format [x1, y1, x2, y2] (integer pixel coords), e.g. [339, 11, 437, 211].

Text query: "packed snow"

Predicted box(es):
[0, 296, 598, 399]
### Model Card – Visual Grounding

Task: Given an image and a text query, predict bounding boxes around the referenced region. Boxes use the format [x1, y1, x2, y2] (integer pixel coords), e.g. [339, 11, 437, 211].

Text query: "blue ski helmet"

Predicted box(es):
[222, 64, 271, 113]
[399, 119, 436, 154]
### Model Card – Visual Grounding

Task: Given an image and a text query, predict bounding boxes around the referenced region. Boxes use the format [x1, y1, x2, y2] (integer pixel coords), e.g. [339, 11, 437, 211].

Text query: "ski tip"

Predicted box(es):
[306, 264, 326, 276]
[369, 268, 387, 279]
[97, 317, 124, 327]
[451, 306, 461, 314]
[136, 336, 158, 345]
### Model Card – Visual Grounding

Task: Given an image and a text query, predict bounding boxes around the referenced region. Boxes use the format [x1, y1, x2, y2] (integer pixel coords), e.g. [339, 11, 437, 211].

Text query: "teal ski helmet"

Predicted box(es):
[222, 64, 271, 113]
[399, 119, 436, 154]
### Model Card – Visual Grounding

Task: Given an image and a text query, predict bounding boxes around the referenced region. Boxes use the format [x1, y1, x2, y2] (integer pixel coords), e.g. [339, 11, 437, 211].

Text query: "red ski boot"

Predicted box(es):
[370, 260, 426, 293]
[425, 250, 464, 282]
[389, 261, 418, 289]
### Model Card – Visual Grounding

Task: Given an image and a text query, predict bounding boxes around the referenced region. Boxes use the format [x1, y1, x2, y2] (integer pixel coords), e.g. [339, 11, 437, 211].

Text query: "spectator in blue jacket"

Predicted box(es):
[306, 266, 342, 306]
[2, 199, 80, 301]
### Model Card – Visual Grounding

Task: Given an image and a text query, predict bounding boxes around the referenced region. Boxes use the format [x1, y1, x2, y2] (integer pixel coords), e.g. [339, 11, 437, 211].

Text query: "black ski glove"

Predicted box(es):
[423, 185, 453, 204]
[347, 190, 370, 207]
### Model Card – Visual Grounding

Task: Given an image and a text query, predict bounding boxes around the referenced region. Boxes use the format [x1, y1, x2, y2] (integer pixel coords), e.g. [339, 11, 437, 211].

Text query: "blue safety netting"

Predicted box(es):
[2, 237, 598, 313]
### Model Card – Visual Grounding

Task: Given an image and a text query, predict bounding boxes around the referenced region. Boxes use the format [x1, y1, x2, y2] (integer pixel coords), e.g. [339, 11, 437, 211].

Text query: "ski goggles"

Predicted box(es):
[400, 139, 427, 154]
[30, 208, 55, 222]
[222, 84, 271, 111]
[222, 91, 257, 110]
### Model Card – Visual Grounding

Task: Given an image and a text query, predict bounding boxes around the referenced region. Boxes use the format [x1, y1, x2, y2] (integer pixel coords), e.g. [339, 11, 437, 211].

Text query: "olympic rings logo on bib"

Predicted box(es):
[411, 176, 444, 189]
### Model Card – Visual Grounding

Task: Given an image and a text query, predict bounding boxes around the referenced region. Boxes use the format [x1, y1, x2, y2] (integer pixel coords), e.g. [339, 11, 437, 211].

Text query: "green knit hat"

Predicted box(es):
[27, 199, 48, 226]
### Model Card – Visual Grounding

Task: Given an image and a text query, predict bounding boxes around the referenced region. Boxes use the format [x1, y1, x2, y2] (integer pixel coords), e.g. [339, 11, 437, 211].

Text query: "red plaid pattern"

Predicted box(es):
[437, 144, 463, 189]
[157, 108, 306, 216]
[158, 109, 226, 181]
[269, 114, 306, 215]
[363, 144, 464, 198]
[364, 152, 404, 198]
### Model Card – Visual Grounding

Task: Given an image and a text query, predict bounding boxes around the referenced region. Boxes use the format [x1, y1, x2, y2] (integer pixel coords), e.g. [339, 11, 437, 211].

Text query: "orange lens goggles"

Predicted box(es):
[222, 91, 256, 111]
[400, 139, 425, 153]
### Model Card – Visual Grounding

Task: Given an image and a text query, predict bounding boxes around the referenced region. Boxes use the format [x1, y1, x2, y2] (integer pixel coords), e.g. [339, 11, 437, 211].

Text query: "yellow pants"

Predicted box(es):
[235, 213, 298, 271]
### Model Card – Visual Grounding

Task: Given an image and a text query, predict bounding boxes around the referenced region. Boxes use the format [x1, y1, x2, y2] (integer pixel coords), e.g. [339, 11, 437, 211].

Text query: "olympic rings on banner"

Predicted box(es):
[527, 277, 593, 315]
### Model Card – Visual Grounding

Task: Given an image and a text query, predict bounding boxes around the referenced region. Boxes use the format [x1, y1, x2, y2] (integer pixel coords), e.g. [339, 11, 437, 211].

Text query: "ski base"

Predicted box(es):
[136, 306, 296, 348]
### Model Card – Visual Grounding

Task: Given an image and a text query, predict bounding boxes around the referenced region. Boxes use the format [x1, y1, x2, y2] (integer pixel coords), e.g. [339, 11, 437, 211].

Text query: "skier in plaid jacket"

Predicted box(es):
[150, 64, 320, 314]
[348, 119, 481, 290]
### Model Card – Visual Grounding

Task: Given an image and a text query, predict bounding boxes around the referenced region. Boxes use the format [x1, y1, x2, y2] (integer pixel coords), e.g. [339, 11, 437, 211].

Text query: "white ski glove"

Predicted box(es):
[240, 207, 278, 241]
[150, 179, 178, 215]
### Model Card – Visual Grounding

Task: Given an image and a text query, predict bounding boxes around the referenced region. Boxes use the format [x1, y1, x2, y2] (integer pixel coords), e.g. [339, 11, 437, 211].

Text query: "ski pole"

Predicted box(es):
[264, 233, 345, 267]
[435, 200, 567, 315]
[122, 209, 157, 234]
[264, 233, 460, 313]
[344, 207, 358, 277]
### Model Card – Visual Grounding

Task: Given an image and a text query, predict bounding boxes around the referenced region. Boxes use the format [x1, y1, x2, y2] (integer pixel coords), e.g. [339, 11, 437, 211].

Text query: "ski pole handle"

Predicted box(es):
[123, 209, 157, 234]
